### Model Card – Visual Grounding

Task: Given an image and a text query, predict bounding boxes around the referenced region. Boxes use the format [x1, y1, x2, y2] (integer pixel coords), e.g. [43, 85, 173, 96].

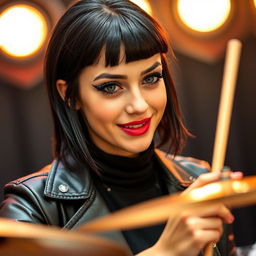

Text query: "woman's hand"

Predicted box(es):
[184, 170, 243, 194]
[151, 203, 234, 256]
[136, 171, 243, 256]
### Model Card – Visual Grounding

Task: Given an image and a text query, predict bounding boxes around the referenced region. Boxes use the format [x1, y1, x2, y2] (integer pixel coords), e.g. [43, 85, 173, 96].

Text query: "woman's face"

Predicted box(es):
[77, 52, 167, 157]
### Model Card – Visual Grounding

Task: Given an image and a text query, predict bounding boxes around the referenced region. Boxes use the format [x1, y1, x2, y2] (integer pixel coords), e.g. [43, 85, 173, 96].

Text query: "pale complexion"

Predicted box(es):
[57, 52, 167, 157]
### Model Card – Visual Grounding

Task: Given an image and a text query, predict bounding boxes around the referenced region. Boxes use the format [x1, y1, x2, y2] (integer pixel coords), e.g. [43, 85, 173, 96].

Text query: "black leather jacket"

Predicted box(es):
[0, 149, 235, 256]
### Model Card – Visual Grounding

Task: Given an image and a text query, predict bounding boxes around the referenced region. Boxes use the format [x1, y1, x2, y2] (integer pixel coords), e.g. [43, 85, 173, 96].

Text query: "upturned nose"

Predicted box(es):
[125, 89, 148, 114]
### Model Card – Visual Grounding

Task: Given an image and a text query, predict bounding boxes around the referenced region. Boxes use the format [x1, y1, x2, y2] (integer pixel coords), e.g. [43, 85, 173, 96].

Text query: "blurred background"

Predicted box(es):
[0, 0, 256, 250]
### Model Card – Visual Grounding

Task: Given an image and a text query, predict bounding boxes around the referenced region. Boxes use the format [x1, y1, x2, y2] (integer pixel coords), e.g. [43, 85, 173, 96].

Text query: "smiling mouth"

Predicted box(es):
[121, 123, 145, 129]
[117, 118, 151, 136]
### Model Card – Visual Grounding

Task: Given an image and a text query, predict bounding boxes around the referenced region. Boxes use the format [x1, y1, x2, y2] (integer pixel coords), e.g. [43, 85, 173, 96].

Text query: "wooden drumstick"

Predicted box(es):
[204, 39, 242, 256]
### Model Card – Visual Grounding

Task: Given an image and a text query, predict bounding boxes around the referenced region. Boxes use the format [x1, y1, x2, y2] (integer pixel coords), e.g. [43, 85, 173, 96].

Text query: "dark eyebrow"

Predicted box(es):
[93, 73, 127, 81]
[141, 61, 162, 75]
[93, 61, 162, 81]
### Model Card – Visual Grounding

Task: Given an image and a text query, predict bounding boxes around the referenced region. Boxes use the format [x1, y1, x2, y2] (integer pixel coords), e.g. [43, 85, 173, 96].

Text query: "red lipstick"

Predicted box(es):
[117, 118, 151, 136]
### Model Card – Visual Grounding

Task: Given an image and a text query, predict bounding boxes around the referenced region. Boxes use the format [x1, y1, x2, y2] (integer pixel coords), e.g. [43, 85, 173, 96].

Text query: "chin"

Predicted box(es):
[126, 140, 152, 155]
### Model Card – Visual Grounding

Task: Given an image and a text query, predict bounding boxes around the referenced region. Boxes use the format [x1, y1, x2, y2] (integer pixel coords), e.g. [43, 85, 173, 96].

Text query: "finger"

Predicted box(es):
[193, 229, 222, 246]
[177, 225, 223, 254]
[185, 171, 244, 194]
[186, 217, 223, 233]
[182, 203, 234, 224]
[230, 171, 243, 180]
[185, 172, 222, 192]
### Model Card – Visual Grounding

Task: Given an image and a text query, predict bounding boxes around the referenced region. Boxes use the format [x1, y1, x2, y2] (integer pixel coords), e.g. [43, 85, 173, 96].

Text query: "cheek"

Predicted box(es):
[148, 85, 167, 112]
[81, 96, 123, 124]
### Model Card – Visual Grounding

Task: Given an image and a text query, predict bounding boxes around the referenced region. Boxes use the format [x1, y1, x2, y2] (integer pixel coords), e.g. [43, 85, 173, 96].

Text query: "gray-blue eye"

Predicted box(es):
[93, 82, 121, 95]
[104, 84, 116, 93]
[143, 72, 163, 84]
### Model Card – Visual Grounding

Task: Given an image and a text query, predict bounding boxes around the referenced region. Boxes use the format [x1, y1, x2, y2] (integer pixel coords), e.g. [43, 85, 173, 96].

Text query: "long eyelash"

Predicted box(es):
[151, 72, 163, 78]
[92, 81, 115, 92]
[144, 72, 163, 83]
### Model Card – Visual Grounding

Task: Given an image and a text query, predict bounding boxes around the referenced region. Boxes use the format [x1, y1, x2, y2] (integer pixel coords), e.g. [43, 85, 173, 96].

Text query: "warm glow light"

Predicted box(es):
[0, 4, 48, 58]
[189, 183, 222, 200]
[177, 0, 231, 32]
[232, 181, 250, 193]
[129, 0, 152, 15]
[254, 0, 256, 8]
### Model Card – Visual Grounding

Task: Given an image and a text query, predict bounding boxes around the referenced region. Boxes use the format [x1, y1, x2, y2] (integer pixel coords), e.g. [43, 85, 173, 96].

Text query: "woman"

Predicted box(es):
[0, 0, 242, 255]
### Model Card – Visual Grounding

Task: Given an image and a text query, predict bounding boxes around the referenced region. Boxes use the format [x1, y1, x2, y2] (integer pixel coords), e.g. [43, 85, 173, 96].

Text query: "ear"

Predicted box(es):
[56, 79, 81, 110]
[56, 79, 67, 101]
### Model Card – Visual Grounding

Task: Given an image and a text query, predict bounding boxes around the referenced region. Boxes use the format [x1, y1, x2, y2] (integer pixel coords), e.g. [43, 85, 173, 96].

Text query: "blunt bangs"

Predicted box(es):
[58, 0, 169, 77]
[103, 11, 168, 66]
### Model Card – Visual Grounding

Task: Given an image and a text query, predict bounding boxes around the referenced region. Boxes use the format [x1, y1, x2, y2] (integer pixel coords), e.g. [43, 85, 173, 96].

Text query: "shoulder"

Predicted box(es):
[170, 155, 210, 176]
[0, 164, 53, 223]
[154, 148, 210, 186]
[3, 159, 93, 200]
[155, 148, 210, 174]
[4, 164, 51, 194]
[0, 160, 94, 225]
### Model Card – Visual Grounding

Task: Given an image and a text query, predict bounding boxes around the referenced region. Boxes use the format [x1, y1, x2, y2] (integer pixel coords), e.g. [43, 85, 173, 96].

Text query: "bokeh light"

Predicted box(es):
[0, 4, 48, 58]
[177, 0, 231, 32]
[129, 0, 152, 15]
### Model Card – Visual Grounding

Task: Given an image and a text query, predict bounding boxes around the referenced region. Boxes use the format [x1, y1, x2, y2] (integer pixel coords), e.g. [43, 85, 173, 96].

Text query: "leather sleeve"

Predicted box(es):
[0, 173, 88, 227]
[0, 172, 63, 226]
[0, 179, 48, 223]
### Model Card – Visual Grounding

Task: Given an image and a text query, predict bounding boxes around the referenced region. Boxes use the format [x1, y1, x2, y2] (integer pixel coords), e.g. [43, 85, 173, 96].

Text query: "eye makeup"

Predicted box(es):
[93, 81, 122, 95]
[143, 72, 163, 85]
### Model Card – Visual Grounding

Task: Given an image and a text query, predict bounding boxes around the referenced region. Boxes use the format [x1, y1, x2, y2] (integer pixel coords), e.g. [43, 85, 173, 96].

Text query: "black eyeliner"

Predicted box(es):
[145, 72, 163, 78]
[92, 81, 116, 91]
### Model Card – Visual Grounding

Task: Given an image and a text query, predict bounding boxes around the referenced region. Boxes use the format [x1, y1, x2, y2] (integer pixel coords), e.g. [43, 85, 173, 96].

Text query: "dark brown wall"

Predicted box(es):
[0, 80, 53, 196]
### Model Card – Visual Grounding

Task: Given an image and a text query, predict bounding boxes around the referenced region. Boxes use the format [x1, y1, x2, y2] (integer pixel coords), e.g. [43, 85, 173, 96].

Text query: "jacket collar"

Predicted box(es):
[44, 160, 93, 199]
[154, 149, 195, 188]
[44, 149, 196, 199]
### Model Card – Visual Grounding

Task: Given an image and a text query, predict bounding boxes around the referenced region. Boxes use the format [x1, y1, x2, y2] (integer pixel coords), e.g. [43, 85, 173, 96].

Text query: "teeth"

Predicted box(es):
[124, 123, 145, 128]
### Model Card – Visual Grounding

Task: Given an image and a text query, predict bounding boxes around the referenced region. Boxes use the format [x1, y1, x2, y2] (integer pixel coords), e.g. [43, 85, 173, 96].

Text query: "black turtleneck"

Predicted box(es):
[90, 143, 168, 254]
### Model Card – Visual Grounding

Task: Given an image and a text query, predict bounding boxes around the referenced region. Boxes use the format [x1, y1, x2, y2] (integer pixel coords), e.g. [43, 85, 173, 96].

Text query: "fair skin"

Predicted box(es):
[57, 51, 243, 256]
[57, 52, 167, 157]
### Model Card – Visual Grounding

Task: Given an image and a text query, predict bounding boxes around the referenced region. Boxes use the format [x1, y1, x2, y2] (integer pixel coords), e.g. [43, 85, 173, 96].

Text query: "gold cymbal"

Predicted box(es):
[0, 218, 129, 256]
[79, 176, 256, 233]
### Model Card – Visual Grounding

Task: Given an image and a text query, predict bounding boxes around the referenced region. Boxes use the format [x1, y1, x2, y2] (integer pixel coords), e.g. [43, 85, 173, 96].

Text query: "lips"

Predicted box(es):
[117, 118, 151, 136]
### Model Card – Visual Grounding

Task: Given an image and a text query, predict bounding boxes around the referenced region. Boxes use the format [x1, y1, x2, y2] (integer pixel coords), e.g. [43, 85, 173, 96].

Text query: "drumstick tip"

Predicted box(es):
[227, 38, 242, 48]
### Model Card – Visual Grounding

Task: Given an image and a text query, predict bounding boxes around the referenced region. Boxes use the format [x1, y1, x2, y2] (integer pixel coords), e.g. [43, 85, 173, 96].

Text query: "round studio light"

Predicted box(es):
[177, 0, 231, 33]
[0, 4, 48, 58]
[129, 0, 152, 15]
